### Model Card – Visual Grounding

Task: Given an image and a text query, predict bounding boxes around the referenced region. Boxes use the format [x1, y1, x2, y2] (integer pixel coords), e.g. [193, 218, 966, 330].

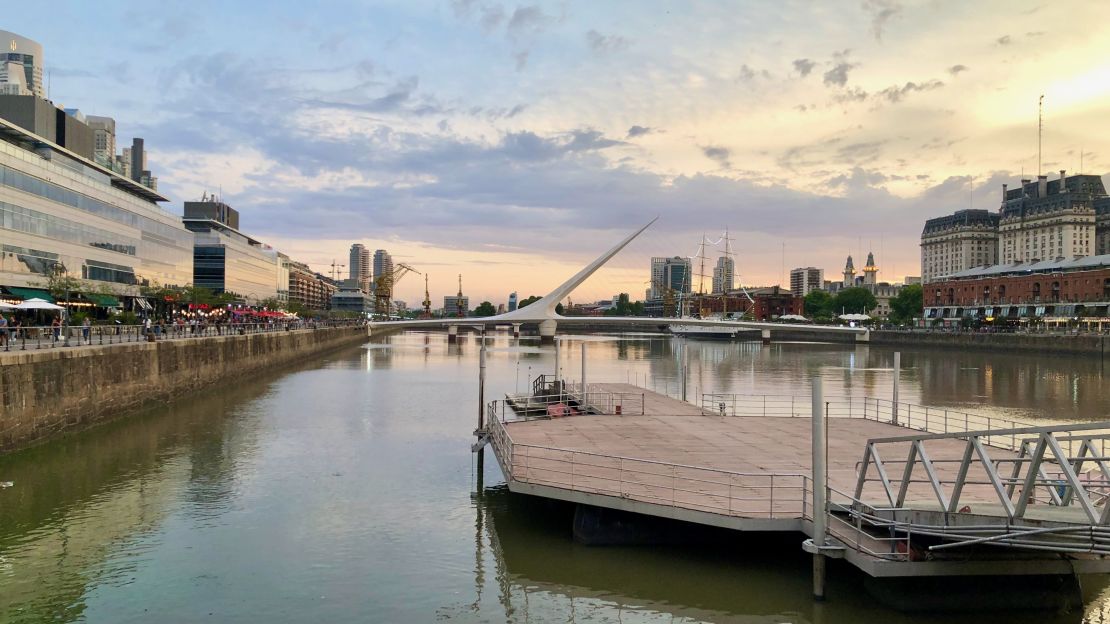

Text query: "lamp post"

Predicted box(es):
[57, 265, 71, 347]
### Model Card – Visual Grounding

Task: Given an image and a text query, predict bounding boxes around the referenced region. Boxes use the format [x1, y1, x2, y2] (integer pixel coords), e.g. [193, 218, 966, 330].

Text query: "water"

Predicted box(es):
[2, 331, 1109, 623]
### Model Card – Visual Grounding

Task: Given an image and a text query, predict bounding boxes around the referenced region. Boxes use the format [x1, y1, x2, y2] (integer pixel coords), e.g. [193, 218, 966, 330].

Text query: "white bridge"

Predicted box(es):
[368, 219, 869, 343]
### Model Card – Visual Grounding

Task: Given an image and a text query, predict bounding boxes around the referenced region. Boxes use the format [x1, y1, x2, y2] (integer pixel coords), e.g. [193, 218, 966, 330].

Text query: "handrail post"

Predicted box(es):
[892, 352, 900, 425]
[810, 376, 828, 600]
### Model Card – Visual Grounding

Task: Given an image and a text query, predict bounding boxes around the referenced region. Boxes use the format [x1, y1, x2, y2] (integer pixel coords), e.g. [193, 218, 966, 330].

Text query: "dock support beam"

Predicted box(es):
[761, 329, 771, 345]
[448, 325, 459, 343]
[539, 319, 557, 345]
[855, 329, 870, 343]
[811, 376, 827, 600]
[680, 339, 688, 402]
[892, 352, 900, 426]
[512, 323, 521, 338]
[477, 330, 487, 490]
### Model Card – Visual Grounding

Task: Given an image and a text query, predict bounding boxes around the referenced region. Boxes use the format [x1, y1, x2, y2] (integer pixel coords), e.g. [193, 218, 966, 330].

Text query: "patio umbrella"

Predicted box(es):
[838, 313, 872, 321]
[778, 314, 809, 322]
[16, 298, 64, 311]
[0, 301, 16, 310]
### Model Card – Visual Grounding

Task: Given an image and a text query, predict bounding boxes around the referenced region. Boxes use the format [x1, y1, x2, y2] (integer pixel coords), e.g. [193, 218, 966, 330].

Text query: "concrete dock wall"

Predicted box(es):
[870, 330, 1107, 359]
[0, 326, 368, 452]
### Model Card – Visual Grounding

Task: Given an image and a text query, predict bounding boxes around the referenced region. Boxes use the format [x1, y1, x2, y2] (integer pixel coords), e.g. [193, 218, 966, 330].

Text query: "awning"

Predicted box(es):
[134, 297, 152, 311]
[4, 286, 55, 303]
[84, 293, 121, 307]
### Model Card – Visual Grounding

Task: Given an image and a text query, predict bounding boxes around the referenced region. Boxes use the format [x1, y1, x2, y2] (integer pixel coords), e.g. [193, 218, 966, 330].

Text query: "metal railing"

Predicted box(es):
[511, 442, 810, 520]
[0, 319, 366, 352]
[490, 390, 647, 422]
[700, 393, 1037, 451]
[854, 422, 1110, 528]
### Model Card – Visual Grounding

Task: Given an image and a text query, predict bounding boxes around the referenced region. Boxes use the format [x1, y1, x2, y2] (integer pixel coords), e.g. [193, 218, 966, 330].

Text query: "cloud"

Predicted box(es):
[514, 50, 529, 71]
[702, 145, 732, 169]
[996, 35, 1012, 45]
[585, 29, 629, 54]
[626, 125, 653, 138]
[480, 5, 506, 32]
[507, 5, 552, 38]
[823, 52, 859, 87]
[861, 0, 903, 41]
[875, 79, 945, 103]
[793, 58, 816, 77]
[947, 64, 969, 76]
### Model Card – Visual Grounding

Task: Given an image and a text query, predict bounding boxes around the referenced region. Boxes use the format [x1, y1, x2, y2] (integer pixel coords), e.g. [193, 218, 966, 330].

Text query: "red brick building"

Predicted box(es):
[689, 287, 803, 321]
[924, 256, 1110, 319]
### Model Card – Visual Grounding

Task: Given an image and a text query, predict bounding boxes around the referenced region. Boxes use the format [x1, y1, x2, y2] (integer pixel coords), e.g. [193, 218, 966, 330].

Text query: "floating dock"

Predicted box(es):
[481, 380, 1110, 589]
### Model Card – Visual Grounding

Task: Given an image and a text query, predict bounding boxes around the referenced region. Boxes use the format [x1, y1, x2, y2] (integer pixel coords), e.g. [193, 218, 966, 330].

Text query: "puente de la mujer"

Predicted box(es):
[367, 218, 869, 343]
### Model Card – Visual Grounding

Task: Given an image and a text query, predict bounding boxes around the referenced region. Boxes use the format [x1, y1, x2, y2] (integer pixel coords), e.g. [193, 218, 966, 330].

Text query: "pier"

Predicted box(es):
[479, 375, 1110, 604]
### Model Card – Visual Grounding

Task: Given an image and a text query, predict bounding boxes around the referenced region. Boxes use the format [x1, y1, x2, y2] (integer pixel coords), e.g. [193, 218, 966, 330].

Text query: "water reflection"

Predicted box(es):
[0, 331, 1107, 622]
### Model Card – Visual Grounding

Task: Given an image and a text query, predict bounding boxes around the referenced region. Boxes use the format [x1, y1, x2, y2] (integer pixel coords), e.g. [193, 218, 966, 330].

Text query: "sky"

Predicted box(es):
[8, 1, 1110, 306]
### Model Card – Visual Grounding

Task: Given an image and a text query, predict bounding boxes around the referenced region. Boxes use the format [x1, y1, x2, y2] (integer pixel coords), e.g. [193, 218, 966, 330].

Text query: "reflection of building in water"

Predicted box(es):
[912, 349, 1109, 421]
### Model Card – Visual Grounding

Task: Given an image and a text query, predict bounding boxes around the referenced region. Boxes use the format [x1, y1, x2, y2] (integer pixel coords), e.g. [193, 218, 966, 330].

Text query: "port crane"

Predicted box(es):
[373, 262, 419, 317]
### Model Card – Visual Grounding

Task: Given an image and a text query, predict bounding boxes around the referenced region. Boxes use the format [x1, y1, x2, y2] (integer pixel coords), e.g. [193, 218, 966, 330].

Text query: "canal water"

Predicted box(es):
[2, 330, 1109, 623]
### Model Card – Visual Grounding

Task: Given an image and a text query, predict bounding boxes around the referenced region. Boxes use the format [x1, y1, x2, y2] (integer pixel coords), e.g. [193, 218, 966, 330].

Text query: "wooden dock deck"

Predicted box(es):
[485, 383, 1110, 578]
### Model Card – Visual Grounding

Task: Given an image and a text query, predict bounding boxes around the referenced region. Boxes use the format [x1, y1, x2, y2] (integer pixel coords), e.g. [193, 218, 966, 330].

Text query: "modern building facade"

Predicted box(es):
[285, 258, 336, 311]
[0, 114, 192, 307]
[443, 295, 469, 317]
[711, 256, 734, 294]
[183, 199, 285, 303]
[508, 291, 518, 311]
[789, 267, 823, 296]
[349, 243, 370, 292]
[373, 248, 393, 284]
[331, 286, 373, 314]
[0, 30, 44, 97]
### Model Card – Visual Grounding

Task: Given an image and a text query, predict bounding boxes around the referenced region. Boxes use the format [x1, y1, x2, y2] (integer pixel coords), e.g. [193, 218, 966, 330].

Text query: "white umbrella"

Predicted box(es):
[16, 298, 64, 311]
[838, 313, 872, 321]
[0, 301, 16, 310]
[778, 314, 810, 322]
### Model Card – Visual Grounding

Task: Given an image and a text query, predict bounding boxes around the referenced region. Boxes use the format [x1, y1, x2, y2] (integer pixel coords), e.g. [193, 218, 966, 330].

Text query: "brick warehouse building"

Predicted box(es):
[924, 255, 1110, 320]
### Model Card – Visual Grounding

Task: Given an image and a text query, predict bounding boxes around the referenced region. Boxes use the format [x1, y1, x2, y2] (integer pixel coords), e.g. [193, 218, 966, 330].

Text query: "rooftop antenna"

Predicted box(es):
[1037, 94, 1044, 178]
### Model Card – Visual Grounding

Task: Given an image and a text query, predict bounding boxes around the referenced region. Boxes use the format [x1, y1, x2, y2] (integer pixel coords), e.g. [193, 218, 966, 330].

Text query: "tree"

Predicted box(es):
[889, 284, 923, 324]
[555, 303, 564, 315]
[259, 297, 283, 311]
[833, 287, 878, 315]
[474, 301, 496, 317]
[517, 295, 541, 308]
[804, 290, 834, 319]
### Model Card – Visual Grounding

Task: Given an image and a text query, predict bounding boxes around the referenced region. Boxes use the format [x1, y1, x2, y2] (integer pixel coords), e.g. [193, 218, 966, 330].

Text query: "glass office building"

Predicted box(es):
[0, 115, 192, 305]
[184, 216, 286, 304]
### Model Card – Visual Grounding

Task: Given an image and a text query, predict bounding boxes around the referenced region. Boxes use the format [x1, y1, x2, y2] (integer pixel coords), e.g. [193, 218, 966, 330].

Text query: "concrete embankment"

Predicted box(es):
[870, 330, 1107, 359]
[0, 326, 368, 452]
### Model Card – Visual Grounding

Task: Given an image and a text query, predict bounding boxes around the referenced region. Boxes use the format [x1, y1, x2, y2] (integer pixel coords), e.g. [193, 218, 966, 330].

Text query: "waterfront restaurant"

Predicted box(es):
[923, 254, 1110, 325]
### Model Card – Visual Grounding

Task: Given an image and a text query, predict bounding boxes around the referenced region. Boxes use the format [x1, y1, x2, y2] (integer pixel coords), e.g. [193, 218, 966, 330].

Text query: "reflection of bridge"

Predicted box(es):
[368, 219, 869, 344]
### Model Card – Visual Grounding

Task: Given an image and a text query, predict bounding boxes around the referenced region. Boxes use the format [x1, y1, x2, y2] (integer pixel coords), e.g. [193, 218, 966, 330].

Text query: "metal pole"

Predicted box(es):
[811, 376, 827, 600]
[554, 336, 560, 384]
[892, 351, 900, 426]
[580, 340, 587, 395]
[477, 330, 487, 490]
[680, 338, 688, 402]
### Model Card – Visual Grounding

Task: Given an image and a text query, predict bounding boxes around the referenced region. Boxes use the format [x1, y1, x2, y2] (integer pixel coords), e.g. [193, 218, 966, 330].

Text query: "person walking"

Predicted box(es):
[0, 313, 8, 348]
[82, 316, 91, 345]
[51, 316, 62, 342]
